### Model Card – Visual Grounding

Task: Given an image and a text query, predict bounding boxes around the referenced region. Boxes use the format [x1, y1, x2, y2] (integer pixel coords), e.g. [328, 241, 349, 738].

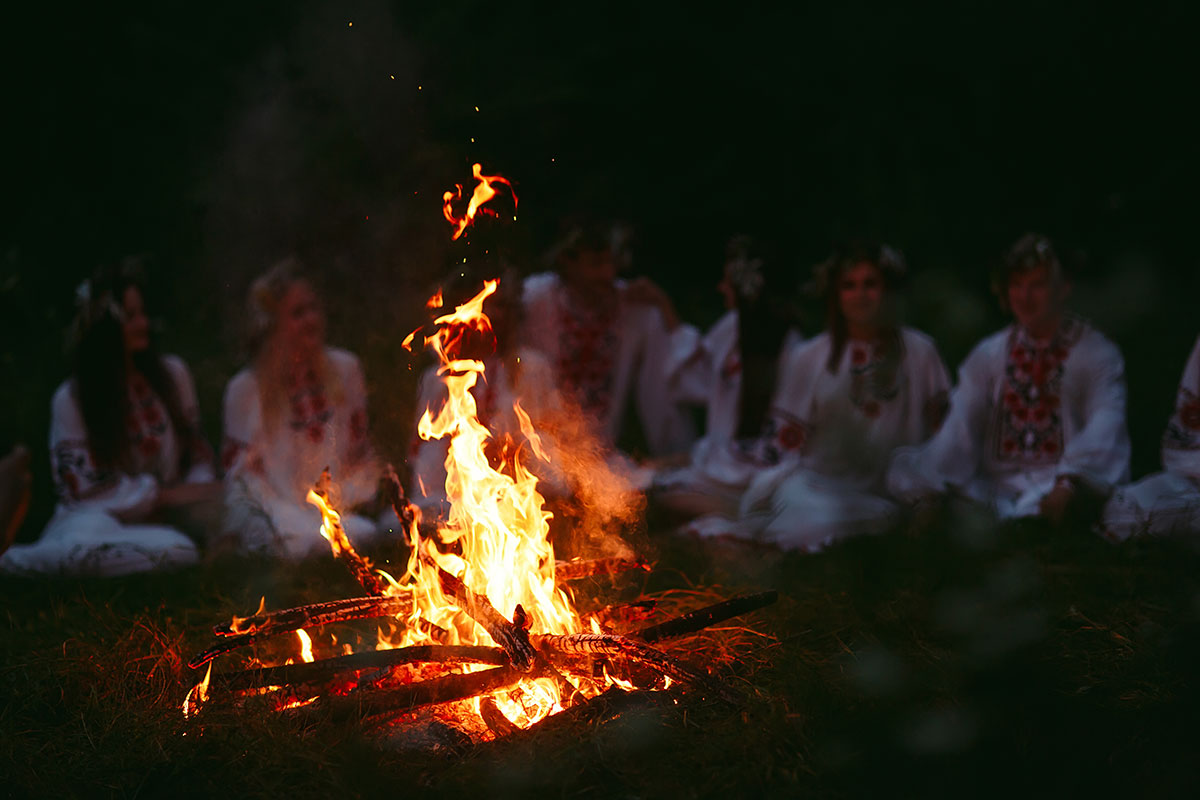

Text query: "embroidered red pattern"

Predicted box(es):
[556, 298, 617, 422]
[993, 318, 1083, 463]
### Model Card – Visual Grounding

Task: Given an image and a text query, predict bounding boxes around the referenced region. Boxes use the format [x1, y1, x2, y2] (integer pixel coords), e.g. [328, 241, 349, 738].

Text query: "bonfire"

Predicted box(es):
[181, 165, 777, 741]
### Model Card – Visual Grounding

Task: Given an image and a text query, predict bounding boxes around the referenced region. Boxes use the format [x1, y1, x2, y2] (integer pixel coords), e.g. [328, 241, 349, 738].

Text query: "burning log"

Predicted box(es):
[431, 559, 537, 671]
[322, 665, 524, 721]
[213, 645, 509, 692]
[553, 557, 651, 582]
[307, 470, 385, 596]
[478, 696, 519, 739]
[212, 595, 412, 638]
[190, 595, 413, 669]
[634, 591, 779, 644]
[531, 633, 735, 702]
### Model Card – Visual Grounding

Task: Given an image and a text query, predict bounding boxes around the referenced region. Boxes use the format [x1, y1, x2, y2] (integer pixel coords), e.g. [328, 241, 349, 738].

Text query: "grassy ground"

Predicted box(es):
[3, 511, 1199, 799]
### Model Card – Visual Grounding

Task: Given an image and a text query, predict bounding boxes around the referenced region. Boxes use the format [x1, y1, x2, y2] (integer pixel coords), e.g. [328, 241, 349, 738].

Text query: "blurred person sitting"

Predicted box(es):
[689, 243, 950, 551]
[519, 221, 703, 469]
[0, 265, 218, 576]
[1101, 333, 1200, 540]
[222, 258, 385, 559]
[653, 235, 803, 518]
[888, 234, 1130, 524]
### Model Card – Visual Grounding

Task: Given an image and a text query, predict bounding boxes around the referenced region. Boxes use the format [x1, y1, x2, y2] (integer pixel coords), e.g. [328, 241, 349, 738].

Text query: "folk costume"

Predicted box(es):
[222, 347, 381, 559]
[1, 356, 214, 576]
[519, 272, 702, 459]
[689, 328, 949, 551]
[1102, 334, 1200, 540]
[888, 317, 1130, 518]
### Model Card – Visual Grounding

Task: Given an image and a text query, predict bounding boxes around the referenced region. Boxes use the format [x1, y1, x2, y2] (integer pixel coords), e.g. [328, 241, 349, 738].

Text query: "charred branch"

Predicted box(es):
[430, 559, 537, 671]
[634, 591, 778, 644]
[312, 468, 386, 597]
[531, 633, 735, 702]
[320, 665, 524, 721]
[191, 595, 413, 669]
[553, 557, 651, 582]
[213, 645, 509, 693]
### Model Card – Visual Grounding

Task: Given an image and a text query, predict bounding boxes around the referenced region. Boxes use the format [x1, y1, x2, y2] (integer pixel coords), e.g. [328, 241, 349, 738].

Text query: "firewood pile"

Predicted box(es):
[183, 486, 778, 741]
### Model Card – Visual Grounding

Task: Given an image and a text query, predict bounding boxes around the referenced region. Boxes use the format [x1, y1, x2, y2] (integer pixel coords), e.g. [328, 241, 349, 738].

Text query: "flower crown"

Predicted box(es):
[726, 255, 766, 301]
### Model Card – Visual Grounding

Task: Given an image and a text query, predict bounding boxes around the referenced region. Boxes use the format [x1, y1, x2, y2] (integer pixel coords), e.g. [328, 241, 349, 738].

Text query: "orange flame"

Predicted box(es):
[296, 629, 315, 664]
[442, 163, 517, 240]
[227, 596, 266, 635]
[381, 279, 603, 728]
[183, 663, 212, 720]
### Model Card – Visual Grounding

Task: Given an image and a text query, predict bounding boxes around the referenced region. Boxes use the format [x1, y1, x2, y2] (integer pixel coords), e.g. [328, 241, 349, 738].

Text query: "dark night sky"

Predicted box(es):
[1, 0, 1198, 521]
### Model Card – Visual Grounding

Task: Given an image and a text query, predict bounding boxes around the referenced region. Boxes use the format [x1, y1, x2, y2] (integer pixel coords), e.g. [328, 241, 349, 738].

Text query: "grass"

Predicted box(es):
[3, 511, 1200, 799]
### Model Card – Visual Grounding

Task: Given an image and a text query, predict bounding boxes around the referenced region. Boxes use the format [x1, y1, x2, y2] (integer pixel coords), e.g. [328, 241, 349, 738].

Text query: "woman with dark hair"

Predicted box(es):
[222, 258, 383, 558]
[653, 235, 802, 517]
[1101, 334, 1200, 540]
[888, 234, 1130, 522]
[690, 242, 950, 551]
[0, 266, 218, 576]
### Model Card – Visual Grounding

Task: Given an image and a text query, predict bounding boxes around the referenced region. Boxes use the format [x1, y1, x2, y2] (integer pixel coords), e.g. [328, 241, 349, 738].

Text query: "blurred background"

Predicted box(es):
[2, 0, 1197, 537]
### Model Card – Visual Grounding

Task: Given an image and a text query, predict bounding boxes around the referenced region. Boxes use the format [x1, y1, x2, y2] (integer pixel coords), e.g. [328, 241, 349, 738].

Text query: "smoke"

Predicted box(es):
[534, 395, 645, 561]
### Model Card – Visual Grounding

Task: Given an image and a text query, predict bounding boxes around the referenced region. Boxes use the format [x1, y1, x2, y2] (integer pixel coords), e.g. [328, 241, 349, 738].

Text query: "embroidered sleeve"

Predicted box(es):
[1057, 337, 1131, 491]
[345, 359, 372, 466]
[221, 373, 258, 477]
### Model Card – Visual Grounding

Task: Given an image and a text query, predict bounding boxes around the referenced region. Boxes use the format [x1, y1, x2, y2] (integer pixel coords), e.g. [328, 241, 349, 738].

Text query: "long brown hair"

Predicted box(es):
[812, 242, 907, 373]
[726, 236, 797, 438]
[70, 264, 189, 472]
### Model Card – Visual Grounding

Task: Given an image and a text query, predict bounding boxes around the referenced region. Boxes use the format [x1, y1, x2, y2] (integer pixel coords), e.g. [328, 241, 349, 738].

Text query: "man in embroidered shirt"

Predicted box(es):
[888, 234, 1130, 524]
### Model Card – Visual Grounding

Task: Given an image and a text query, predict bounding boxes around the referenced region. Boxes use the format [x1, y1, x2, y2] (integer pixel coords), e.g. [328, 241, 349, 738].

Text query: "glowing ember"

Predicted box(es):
[442, 163, 518, 240]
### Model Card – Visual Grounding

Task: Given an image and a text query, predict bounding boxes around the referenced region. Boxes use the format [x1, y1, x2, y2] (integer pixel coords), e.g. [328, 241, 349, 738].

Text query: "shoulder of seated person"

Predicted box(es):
[224, 366, 257, 401]
[325, 346, 363, 373]
[51, 379, 78, 415]
[521, 272, 561, 299]
[160, 353, 194, 383]
[899, 327, 940, 356]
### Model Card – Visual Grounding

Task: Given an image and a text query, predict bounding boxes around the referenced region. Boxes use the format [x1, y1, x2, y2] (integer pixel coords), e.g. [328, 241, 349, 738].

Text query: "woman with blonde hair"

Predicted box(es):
[222, 258, 383, 558]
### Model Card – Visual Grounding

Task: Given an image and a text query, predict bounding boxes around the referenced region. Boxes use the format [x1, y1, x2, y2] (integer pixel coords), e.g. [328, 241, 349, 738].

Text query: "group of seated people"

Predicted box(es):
[0, 227, 1197, 576]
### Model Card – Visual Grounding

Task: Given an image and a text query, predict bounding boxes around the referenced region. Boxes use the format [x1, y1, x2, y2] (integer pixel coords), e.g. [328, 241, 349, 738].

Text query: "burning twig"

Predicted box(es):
[634, 591, 779, 644]
[191, 595, 413, 669]
[553, 557, 651, 582]
[213, 645, 509, 693]
[307, 469, 385, 596]
[212, 595, 412, 638]
[532, 633, 735, 702]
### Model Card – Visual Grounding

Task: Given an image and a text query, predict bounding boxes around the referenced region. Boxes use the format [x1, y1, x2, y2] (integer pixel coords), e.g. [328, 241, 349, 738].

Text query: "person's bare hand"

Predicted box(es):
[158, 481, 223, 509]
